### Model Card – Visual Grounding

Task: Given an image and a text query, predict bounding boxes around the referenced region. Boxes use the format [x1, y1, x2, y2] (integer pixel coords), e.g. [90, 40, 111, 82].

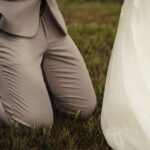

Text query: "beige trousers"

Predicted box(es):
[0, 7, 97, 128]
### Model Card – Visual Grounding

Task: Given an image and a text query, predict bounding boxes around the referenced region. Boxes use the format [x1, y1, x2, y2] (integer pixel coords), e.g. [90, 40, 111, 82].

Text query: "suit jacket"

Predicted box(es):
[0, 0, 68, 37]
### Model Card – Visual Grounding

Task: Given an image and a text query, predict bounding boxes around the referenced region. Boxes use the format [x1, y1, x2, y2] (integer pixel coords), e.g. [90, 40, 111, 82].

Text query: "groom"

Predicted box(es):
[0, 0, 97, 128]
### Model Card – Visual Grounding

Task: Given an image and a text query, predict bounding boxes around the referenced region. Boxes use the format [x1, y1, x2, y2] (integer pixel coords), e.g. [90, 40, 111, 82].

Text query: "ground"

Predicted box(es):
[0, 1, 121, 149]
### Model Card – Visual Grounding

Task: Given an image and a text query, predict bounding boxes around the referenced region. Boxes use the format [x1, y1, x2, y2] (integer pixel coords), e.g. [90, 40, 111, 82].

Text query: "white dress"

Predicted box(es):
[101, 0, 150, 149]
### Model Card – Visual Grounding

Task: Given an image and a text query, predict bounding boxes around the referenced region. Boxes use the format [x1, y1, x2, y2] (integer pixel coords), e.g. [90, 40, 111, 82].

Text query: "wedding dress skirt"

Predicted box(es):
[101, 0, 150, 149]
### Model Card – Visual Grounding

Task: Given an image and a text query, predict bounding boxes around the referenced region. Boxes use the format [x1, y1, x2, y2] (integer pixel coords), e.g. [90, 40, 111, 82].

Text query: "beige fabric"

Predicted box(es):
[0, 0, 67, 37]
[0, 5, 97, 128]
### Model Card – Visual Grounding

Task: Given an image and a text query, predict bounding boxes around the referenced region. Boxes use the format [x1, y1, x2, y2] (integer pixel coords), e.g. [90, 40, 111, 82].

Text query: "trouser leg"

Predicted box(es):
[41, 8, 97, 119]
[0, 20, 54, 128]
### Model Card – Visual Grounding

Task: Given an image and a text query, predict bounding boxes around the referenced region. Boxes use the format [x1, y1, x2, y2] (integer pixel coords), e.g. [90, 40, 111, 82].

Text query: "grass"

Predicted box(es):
[0, 1, 121, 149]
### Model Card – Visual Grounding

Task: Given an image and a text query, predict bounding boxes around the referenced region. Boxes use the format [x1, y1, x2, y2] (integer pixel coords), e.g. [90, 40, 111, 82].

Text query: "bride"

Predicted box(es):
[101, 0, 150, 149]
